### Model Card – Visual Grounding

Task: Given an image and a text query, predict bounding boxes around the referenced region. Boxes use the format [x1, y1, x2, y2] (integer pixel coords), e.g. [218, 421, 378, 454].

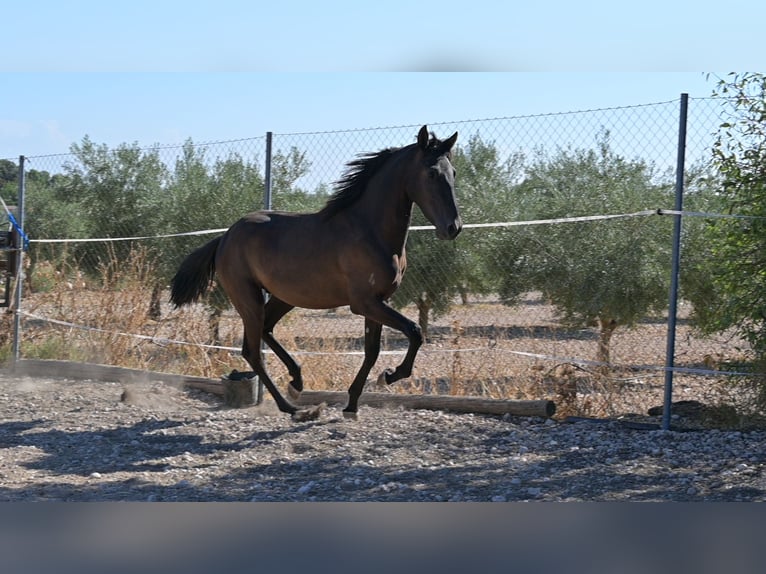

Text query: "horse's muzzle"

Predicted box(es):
[438, 218, 463, 240]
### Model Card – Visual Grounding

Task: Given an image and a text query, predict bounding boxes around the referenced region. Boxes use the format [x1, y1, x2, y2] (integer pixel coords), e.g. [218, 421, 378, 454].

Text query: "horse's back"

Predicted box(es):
[224, 210, 324, 255]
[216, 210, 351, 309]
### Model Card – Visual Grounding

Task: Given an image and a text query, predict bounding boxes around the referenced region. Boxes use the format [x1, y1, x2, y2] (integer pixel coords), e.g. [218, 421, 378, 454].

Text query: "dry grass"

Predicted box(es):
[5, 250, 762, 422]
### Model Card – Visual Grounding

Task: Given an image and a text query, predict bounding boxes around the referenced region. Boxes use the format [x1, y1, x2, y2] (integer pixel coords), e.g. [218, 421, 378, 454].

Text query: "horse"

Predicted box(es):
[170, 125, 461, 420]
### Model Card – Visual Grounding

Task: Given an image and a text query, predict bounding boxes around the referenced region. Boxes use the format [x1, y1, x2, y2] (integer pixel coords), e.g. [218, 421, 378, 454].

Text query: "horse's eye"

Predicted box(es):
[428, 169, 437, 180]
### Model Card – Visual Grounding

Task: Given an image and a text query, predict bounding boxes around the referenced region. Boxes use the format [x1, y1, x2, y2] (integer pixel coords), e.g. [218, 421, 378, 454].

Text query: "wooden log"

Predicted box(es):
[8, 359, 555, 418]
[294, 390, 555, 418]
[11, 359, 217, 388]
[186, 383, 554, 418]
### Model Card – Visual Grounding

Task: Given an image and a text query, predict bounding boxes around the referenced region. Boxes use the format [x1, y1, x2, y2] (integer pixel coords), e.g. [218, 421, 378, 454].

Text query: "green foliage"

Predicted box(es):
[677, 163, 727, 326]
[452, 134, 526, 299]
[0, 159, 18, 203]
[510, 130, 675, 362]
[271, 147, 310, 202]
[157, 140, 265, 278]
[24, 169, 88, 265]
[66, 137, 168, 237]
[20, 135, 331, 325]
[45, 137, 169, 276]
[687, 73, 766, 361]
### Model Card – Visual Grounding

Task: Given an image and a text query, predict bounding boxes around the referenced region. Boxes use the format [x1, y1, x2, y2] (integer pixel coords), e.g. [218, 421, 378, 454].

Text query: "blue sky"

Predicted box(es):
[1, 73, 720, 159]
[0, 0, 759, 158]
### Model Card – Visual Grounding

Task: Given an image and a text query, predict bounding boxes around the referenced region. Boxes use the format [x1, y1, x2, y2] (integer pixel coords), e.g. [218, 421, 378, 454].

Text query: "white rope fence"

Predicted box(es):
[17, 311, 755, 378]
[17, 208, 764, 379]
[27, 209, 766, 244]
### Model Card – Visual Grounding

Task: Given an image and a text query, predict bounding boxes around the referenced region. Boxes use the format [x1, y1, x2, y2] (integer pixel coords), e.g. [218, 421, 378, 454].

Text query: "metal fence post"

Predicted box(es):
[254, 132, 274, 404]
[11, 156, 26, 367]
[264, 132, 273, 211]
[662, 94, 689, 430]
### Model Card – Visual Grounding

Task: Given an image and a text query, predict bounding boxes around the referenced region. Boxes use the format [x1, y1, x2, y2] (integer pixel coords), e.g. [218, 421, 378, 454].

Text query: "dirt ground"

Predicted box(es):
[1, 364, 765, 502]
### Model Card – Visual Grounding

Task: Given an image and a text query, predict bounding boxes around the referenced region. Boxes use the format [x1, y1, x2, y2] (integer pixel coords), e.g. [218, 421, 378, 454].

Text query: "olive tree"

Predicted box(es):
[511, 131, 675, 366]
[684, 74, 766, 376]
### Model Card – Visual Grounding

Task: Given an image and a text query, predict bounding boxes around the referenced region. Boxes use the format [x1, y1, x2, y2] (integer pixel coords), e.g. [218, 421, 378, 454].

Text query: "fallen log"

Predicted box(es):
[294, 390, 556, 418]
[11, 359, 217, 389]
[186, 381, 555, 418]
[9, 359, 555, 418]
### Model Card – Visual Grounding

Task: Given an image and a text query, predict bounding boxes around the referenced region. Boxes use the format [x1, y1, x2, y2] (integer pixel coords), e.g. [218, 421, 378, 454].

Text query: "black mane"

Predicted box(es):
[319, 147, 399, 219]
[319, 133, 447, 219]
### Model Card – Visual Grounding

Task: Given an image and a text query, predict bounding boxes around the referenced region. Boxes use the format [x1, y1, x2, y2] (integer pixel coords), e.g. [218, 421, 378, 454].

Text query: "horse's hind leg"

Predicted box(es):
[223, 296, 299, 388]
[232, 291, 321, 421]
[262, 297, 303, 400]
[240, 328, 296, 416]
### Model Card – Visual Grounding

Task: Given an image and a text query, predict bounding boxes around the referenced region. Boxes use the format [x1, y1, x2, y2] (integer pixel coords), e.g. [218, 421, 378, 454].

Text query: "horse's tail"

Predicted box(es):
[170, 236, 222, 307]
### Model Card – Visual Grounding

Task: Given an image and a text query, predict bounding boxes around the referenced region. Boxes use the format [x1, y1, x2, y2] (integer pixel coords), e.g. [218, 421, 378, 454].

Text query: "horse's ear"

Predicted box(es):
[417, 125, 429, 150]
[441, 131, 458, 153]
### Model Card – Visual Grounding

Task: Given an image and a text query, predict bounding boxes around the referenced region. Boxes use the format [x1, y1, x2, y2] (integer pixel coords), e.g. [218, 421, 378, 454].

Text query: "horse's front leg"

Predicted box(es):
[377, 314, 422, 385]
[351, 298, 423, 387]
[343, 318, 383, 418]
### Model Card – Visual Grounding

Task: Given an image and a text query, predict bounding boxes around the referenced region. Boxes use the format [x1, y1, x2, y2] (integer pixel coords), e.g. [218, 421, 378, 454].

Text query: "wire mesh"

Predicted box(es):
[3, 96, 761, 420]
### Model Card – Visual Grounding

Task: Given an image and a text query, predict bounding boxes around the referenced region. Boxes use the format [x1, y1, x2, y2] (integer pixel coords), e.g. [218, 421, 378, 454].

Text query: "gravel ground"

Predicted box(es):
[1, 371, 765, 502]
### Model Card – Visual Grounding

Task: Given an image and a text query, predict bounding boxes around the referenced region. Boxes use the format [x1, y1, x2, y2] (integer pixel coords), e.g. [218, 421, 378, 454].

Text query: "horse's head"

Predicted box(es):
[410, 125, 462, 240]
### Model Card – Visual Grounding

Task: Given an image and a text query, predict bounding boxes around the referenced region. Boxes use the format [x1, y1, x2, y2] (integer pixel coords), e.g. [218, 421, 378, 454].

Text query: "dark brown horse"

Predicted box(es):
[170, 125, 461, 420]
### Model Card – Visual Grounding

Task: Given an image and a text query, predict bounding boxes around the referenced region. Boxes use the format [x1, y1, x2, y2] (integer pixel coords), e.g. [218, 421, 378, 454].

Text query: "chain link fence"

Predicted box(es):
[2, 95, 760, 422]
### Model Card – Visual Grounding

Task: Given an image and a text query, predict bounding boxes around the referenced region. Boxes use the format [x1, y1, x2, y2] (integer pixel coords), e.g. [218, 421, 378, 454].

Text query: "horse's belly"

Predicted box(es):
[263, 278, 348, 310]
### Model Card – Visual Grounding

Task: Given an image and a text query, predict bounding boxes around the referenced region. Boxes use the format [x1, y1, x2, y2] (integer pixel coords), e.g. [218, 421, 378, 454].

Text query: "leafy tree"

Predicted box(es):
[23, 169, 87, 282]
[1, 159, 18, 203]
[452, 134, 525, 300]
[61, 136, 168, 275]
[512, 130, 675, 366]
[676, 162, 727, 328]
[158, 140, 265, 324]
[685, 73, 766, 371]
[270, 146, 313, 211]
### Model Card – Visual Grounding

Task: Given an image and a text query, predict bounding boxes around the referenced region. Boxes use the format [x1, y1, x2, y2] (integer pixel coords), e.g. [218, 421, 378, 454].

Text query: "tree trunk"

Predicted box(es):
[596, 317, 617, 372]
[209, 305, 223, 346]
[459, 286, 469, 305]
[24, 254, 35, 294]
[416, 294, 431, 342]
[148, 283, 162, 320]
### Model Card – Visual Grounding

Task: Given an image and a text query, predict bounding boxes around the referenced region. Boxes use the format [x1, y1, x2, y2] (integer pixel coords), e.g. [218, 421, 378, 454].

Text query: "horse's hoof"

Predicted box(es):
[342, 410, 358, 420]
[287, 383, 302, 400]
[292, 402, 325, 422]
[376, 370, 391, 386]
[375, 369, 394, 390]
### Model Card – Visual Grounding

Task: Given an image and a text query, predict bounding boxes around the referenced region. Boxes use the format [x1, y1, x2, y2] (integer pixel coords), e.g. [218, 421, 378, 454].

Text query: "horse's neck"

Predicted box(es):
[353, 162, 413, 254]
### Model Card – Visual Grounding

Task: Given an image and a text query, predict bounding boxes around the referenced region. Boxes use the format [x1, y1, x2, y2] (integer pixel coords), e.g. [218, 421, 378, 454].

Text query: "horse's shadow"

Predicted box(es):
[0, 414, 331, 479]
[0, 418, 235, 476]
